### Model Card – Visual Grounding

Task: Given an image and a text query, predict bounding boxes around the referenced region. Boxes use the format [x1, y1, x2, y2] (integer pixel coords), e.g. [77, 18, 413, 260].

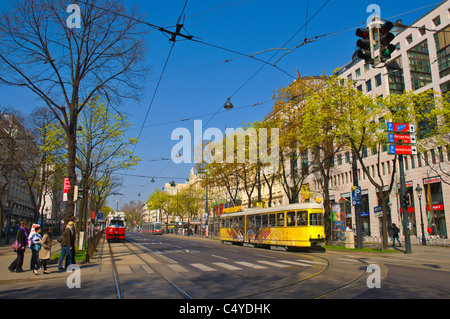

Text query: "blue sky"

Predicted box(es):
[0, 0, 443, 208]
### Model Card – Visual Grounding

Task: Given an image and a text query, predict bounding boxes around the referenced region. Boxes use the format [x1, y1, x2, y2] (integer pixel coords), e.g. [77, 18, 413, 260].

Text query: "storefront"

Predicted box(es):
[361, 189, 371, 236]
[398, 181, 417, 236]
[423, 176, 447, 238]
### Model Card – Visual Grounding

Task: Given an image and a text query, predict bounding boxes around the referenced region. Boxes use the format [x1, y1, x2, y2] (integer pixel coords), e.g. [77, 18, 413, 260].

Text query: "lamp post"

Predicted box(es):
[170, 181, 179, 234]
[415, 184, 426, 246]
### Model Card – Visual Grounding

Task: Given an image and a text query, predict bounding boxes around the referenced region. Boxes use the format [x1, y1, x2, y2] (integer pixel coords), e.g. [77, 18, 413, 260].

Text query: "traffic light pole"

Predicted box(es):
[398, 155, 412, 254]
[352, 151, 363, 249]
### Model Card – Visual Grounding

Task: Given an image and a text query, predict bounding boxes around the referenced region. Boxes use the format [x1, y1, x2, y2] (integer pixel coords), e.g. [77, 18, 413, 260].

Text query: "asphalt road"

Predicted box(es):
[1, 231, 449, 302]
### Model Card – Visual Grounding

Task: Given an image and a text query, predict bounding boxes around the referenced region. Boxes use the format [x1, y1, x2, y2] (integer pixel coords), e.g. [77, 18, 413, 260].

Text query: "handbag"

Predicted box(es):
[12, 240, 22, 251]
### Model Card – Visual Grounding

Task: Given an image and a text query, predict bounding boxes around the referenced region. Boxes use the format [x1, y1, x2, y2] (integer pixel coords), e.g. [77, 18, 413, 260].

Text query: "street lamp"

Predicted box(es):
[170, 181, 179, 234]
[415, 184, 426, 246]
[223, 97, 234, 110]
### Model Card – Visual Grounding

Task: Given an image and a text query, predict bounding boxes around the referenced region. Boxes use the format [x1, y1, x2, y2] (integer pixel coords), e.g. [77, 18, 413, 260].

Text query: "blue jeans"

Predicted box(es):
[393, 237, 401, 247]
[58, 246, 72, 270]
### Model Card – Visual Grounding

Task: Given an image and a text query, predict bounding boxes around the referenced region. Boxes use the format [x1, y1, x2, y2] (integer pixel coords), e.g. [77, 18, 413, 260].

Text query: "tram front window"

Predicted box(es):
[109, 220, 124, 227]
[310, 213, 323, 226]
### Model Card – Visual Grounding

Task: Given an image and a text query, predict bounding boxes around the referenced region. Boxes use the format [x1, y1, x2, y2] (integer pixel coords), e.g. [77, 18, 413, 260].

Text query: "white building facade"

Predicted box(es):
[321, 2, 450, 240]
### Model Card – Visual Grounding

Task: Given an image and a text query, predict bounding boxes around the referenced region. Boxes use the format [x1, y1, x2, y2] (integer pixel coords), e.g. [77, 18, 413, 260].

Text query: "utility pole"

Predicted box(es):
[352, 151, 363, 249]
[399, 155, 412, 254]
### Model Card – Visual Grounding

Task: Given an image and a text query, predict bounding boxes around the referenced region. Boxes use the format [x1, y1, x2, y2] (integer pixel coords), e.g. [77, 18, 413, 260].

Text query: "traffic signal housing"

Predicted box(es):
[379, 21, 396, 62]
[402, 194, 410, 207]
[355, 28, 373, 64]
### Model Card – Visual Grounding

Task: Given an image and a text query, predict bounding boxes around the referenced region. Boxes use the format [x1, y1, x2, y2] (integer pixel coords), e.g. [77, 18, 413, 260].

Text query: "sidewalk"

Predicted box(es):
[0, 238, 86, 285]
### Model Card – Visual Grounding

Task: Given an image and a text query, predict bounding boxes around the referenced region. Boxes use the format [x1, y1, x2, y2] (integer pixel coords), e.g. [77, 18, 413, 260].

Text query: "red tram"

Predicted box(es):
[142, 222, 162, 235]
[105, 212, 126, 242]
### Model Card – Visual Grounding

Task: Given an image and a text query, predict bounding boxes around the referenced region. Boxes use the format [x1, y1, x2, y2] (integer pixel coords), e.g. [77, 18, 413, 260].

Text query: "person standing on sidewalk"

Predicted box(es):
[39, 227, 52, 274]
[58, 221, 74, 271]
[8, 221, 28, 273]
[391, 223, 401, 247]
[30, 226, 42, 275]
[66, 216, 76, 268]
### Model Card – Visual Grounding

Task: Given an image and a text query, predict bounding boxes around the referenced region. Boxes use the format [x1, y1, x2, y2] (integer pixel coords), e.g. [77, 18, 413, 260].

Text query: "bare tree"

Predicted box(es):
[0, 0, 149, 223]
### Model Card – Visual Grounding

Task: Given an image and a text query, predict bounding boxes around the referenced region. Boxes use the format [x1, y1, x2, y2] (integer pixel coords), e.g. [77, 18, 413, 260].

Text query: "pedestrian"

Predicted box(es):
[58, 221, 74, 271]
[39, 227, 52, 274]
[391, 223, 401, 247]
[66, 216, 77, 268]
[30, 226, 42, 275]
[8, 221, 28, 273]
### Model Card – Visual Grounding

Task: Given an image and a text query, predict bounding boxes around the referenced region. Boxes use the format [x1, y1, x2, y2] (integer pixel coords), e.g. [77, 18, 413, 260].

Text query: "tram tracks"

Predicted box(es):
[108, 240, 369, 300]
[108, 241, 192, 299]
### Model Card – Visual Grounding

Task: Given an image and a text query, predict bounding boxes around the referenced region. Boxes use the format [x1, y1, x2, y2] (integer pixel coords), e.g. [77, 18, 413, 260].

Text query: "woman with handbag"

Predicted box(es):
[30, 226, 42, 275]
[38, 227, 52, 274]
[8, 221, 28, 273]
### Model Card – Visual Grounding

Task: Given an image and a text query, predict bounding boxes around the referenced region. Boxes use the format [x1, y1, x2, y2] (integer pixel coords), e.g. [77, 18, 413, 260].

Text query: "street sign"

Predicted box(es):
[374, 206, 383, 218]
[352, 186, 361, 206]
[387, 133, 416, 144]
[387, 122, 415, 133]
[63, 177, 70, 202]
[388, 144, 417, 155]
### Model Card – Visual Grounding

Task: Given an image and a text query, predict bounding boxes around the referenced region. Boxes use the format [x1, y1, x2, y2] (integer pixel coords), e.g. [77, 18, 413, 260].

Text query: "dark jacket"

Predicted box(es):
[60, 227, 73, 247]
[16, 227, 28, 249]
[392, 225, 400, 237]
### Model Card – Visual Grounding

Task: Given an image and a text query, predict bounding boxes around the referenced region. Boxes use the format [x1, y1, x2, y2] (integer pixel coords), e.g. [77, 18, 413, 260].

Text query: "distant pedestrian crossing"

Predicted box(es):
[112, 258, 318, 275]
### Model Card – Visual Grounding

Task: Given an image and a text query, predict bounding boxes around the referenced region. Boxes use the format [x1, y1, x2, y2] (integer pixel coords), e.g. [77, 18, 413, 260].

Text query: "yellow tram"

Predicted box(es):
[219, 202, 325, 249]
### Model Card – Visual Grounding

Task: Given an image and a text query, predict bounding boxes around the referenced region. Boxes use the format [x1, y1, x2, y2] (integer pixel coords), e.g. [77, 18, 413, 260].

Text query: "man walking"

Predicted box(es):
[58, 221, 74, 270]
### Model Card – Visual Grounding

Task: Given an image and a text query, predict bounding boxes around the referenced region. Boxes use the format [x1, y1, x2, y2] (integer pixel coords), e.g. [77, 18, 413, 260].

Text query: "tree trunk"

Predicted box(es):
[64, 111, 78, 224]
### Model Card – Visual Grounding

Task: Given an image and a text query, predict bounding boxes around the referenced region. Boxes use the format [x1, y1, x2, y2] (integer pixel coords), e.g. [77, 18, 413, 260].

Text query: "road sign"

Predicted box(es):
[388, 144, 418, 155]
[63, 177, 70, 202]
[387, 122, 415, 133]
[374, 206, 383, 218]
[352, 186, 361, 206]
[387, 133, 416, 144]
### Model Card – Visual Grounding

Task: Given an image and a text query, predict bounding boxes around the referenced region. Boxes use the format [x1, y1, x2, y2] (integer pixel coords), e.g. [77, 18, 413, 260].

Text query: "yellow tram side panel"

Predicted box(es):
[221, 208, 325, 248]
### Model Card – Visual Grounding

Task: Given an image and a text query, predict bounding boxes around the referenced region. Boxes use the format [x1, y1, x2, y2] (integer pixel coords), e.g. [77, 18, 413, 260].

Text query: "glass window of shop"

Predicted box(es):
[340, 193, 352, 228]
[423, 177, 447, 238]
[398, 182, 417, 236]
[361, 190, 371, 236]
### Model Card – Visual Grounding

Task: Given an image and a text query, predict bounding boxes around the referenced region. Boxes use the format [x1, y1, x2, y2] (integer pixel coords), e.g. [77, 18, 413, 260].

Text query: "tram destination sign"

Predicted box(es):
[388, 144, 418, 155]
[387, 122, 415, 133]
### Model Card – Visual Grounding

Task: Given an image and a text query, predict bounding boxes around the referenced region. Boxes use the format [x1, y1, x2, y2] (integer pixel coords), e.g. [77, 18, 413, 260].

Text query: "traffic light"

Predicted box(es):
[355, 28, 373, 63]
[379, 21, 396, 61]
[402, 194, 410, 207]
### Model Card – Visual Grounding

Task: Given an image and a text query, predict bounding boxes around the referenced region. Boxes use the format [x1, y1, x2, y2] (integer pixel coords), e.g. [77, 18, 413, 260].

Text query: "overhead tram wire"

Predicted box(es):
[119, 0, 190, 190]
[152, 0, 332, 183]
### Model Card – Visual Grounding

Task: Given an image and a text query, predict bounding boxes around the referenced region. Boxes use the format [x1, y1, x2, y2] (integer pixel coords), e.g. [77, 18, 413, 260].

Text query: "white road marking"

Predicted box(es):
[234, 261, 267, 269]
[213, 262, 243, 271]
[190, 263, 217, 272]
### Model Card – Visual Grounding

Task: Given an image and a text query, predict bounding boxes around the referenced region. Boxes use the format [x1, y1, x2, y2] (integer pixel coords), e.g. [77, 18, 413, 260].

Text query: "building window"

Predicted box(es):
[345, 151, 350, 164]
[433, 16, 441, 27]
[366, 79, 372, 92]
[434, 26, 450, 78]
[337, 154, 343, 166]
[387, 57, 405, 95]
[406, 34, 413, 44]
[375, 74, 382, 87]
[408, 40, 432, 90]
[355, 68, 361, 78]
